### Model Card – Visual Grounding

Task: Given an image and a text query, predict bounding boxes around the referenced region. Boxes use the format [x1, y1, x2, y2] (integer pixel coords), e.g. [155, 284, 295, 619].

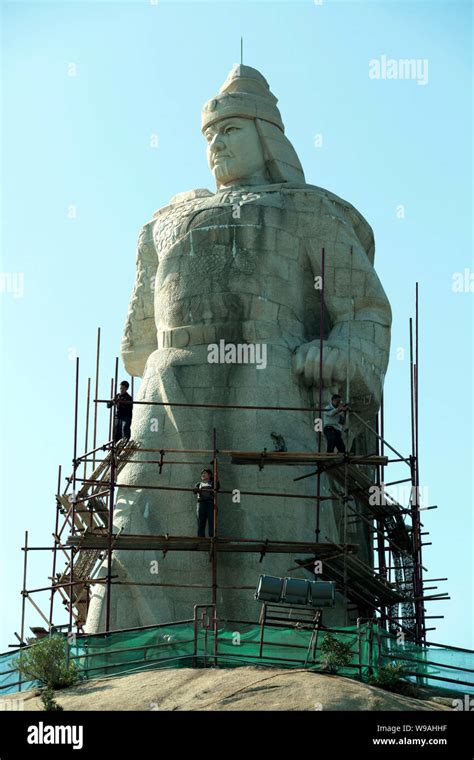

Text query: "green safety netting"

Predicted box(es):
[378, 630, 474, 691]
[1, 622, 472, 696]
[70, 622, 372, 680]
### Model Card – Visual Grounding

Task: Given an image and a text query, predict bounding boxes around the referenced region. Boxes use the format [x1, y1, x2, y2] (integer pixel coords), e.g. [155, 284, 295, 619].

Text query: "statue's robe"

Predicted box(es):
[84, 182, 391, 633]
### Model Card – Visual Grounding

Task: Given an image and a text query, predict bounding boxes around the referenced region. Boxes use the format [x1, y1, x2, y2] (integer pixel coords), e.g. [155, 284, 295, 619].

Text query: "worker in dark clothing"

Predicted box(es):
[323, 394, 348, 453]
[193, 469, 219, 537]
[107, 381, 133, 442]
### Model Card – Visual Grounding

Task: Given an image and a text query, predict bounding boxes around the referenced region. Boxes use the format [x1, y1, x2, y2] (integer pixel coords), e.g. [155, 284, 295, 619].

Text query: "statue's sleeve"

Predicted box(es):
[303, 192, 392, 412]
[121, 222, 158, 377]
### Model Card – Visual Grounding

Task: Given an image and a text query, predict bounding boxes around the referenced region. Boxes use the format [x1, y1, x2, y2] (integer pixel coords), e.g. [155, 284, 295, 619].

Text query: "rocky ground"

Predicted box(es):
[1, 667, 457, 711]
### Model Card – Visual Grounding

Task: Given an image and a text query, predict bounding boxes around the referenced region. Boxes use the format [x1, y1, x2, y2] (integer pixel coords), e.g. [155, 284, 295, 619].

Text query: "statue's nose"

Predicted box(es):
[211, 133, 225, 151]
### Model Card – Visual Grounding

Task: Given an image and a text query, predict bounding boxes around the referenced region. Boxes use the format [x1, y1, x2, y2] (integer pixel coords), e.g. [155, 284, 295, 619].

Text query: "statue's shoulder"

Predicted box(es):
[134, 190, 213, 255]
[282, 183, 375, 265]
[149, 188, 214, 221]
[135, 189, 214, 240]
[169, 188, 213, 205]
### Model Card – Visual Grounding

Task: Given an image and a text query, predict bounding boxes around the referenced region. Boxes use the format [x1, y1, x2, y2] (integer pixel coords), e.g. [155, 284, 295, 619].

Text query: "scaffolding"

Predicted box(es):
[11, 280, 452, 671]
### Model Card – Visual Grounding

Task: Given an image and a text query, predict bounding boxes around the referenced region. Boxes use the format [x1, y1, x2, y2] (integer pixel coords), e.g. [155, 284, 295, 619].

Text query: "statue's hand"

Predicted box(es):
[293, 339, 356, 393]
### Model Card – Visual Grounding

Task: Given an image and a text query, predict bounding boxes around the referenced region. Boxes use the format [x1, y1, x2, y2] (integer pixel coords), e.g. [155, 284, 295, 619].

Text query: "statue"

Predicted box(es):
[84, 65, 391, 634]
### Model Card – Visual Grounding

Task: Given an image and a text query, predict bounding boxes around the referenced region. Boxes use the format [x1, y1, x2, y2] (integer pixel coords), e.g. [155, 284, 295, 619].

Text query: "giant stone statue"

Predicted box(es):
[85, 65, 391, 633]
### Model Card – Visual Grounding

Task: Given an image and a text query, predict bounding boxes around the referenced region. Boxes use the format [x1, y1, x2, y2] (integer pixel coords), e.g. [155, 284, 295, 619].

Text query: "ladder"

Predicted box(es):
[56, 439, 139, 626]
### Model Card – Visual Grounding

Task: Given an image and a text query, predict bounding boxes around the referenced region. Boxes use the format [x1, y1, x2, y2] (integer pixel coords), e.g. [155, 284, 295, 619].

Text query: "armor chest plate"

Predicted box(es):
[152, 192, 307, 329]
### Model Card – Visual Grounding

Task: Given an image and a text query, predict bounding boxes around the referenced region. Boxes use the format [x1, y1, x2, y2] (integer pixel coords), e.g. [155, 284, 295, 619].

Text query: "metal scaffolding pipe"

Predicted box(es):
[315, 246, 325, 541]
[92, 327, 101, 470]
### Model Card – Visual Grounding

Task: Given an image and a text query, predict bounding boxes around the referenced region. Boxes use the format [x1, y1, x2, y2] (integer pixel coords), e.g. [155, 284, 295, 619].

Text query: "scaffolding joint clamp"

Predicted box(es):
[259, 539, 269, 563]
[158, 449, 165, 474]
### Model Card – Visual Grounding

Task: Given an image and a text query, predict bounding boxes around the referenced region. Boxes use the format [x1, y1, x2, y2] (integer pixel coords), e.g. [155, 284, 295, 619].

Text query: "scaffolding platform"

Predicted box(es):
[329, 463, 413, 552]
[296, 553, 411, 609]
[67, 533, 360, 557]
[229, 451, 388, 467]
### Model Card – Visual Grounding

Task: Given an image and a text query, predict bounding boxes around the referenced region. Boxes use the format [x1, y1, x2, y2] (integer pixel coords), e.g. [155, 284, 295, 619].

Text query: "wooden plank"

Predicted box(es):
[230, 452, 388, 466]
[67, 533, 359, 555]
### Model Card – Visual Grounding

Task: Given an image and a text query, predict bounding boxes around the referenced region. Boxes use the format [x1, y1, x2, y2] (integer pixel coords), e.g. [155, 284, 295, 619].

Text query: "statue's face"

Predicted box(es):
[204, 117, 267, 187]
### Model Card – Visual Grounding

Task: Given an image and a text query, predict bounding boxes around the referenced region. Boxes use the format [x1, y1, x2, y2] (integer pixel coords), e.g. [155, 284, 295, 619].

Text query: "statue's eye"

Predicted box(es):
[225, 126, 238, 133]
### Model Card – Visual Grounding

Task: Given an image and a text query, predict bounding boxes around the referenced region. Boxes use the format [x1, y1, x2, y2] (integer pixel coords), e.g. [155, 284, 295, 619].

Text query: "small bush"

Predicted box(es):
[320, 634, 353, 674]
[370, 662, 418, 697]
[40, 687, 64, 711]
[14, 635, 78, 690]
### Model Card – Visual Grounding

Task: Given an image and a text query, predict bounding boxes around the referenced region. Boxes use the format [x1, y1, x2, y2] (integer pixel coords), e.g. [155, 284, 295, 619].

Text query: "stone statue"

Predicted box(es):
[85, 65, 391, 634]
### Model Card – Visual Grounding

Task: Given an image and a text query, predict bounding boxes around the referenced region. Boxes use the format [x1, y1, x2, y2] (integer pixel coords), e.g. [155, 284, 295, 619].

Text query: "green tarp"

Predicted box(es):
[1, 622, 472, 696]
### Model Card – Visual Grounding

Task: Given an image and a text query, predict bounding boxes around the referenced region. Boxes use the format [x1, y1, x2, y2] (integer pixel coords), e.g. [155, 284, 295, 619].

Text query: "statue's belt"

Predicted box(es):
[157, 320, 303, 349]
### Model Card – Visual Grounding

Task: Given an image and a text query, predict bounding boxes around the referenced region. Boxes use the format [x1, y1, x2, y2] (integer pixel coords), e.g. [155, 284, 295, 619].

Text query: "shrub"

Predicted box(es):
[320, 634, 353, 674]
[14, 635, 78, 690]
[40, 687, 64, 711]
[369, 662, 418, 697]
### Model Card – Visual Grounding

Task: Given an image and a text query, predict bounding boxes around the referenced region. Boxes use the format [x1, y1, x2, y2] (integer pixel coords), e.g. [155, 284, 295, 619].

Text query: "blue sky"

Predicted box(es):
[1, 0, 472, 651]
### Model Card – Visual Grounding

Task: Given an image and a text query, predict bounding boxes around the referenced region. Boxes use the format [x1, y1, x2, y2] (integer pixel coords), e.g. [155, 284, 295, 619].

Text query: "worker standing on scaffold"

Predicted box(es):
[107, 380, 133, 442]
[323, 394, 349, 453]
[193, 468, 219, 537]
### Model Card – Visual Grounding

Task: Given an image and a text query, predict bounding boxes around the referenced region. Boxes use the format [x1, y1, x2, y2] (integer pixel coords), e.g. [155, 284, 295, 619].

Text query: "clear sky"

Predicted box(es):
[1, 0, 472, 652]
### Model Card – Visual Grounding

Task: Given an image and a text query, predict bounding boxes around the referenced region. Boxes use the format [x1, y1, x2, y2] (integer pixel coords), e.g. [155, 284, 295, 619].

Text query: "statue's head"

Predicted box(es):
[202, 65, 305, 190]
[204, 116, 268, 188]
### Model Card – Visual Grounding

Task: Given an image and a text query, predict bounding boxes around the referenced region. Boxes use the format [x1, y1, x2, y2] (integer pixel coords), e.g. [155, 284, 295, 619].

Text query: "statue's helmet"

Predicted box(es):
[201, 64, 305, 185]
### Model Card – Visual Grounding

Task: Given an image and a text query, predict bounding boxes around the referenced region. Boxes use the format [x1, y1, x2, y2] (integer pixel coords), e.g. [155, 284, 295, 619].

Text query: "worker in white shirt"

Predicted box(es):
[323, 394, 349, 453]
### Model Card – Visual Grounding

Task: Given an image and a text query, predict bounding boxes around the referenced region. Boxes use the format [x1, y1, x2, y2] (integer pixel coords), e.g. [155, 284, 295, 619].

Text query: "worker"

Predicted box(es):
[193, 469, 219, 538]
[107, 381, 133, 442]
[323, 394, 348, 453]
